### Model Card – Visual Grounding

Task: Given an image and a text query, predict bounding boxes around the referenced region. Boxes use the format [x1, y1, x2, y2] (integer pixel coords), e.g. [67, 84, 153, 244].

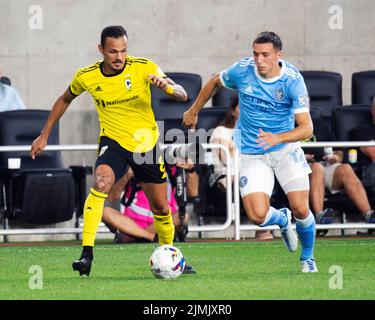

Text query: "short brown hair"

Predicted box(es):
[253, 31, 282, 51]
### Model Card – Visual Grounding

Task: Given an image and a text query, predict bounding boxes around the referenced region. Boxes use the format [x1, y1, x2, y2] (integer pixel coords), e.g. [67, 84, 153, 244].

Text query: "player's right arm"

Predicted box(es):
[30, 88, 77, 159]
[182, 73, 222, 129]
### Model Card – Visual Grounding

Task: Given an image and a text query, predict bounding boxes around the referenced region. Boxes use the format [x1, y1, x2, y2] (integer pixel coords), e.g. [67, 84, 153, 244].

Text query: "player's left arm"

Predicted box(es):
[257, 74, 314, 149]
[149, 74, 187, 102]
[257, 112, 313, 149]
[281, 111, 314, 142]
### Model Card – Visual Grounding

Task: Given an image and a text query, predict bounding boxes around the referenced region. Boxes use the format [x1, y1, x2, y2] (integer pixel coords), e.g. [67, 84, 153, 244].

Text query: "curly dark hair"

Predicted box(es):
[101, 26, 128, 47]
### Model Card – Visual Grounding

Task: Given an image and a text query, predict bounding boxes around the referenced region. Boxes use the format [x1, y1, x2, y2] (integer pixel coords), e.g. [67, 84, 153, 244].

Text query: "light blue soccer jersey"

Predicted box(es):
[220, 58, 309, 154]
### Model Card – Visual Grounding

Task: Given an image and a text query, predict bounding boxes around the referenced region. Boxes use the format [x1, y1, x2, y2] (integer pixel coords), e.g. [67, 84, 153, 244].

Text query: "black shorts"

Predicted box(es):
[95, 136, 166, 184]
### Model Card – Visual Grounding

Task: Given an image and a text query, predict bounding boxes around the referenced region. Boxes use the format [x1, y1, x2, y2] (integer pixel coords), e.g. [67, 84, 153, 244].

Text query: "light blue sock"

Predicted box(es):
[260, 207, 288, 228]
[295, 211, 316, 261]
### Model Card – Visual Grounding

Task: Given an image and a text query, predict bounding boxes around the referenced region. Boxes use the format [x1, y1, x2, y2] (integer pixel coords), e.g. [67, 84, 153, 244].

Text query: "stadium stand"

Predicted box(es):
[333, 105, 372, 142]
[333, 104, 373, 196]
[324, 105, 373, 230]
[300, 71, 342, 130]
[151, 72, 202, 120]
[351, 70, 375, 105]
[197, 107, 228, 134]
[0, 109, 91, 225]
[211, 86, 235, 108]
[152, 72, 202, 144]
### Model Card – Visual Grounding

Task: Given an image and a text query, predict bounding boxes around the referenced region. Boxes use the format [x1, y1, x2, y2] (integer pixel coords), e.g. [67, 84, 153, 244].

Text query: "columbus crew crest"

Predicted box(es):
[125, 78, 132, 91]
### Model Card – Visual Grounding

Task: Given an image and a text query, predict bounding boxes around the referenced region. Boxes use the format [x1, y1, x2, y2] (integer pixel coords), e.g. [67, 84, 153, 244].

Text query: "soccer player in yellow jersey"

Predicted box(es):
[30, 26, 190, 276]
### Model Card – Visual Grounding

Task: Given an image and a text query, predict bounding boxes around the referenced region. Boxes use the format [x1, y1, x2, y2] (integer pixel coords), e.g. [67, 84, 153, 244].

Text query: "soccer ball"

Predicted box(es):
[149, 245, 185, 279]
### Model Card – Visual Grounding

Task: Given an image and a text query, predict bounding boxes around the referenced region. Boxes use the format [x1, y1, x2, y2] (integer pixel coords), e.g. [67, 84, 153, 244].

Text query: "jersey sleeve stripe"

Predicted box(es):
[132, 61, 147, 64]
[76, 65, 100, 77]
[68, 85, 79, 96]
[294, 107, 309, 114]
[219, 72, 228, 88]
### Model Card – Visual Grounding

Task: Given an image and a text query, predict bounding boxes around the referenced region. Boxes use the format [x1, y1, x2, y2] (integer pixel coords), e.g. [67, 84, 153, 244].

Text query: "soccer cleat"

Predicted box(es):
[365, 210, 375, 224]
[72, 255, 93, 277]
[183, 263, 197, 274]
[301, 258, 318, 273]
[279, 208, 298, 252]
[315, 208, 335, 224]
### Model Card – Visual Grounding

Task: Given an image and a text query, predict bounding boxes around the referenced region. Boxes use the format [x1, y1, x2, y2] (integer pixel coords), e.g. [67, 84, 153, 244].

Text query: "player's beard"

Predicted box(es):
[111, 60, 124, 71]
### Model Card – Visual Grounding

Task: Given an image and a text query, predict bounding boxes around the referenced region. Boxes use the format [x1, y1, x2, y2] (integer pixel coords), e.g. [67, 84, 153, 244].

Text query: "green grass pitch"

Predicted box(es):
[1, 238, 374, 300]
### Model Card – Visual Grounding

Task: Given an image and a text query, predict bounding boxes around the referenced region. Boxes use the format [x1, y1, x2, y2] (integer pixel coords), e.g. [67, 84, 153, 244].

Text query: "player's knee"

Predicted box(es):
[247, 208, 269, 225]
[94, 181, 110, 194]
[291, 204, 309, 219]
[94, 175, 114, 194]
[94, 165, 115, 194]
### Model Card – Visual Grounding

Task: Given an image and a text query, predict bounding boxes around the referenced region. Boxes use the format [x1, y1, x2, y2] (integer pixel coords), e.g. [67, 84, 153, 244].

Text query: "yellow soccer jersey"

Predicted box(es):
[69, 56, 166, 153]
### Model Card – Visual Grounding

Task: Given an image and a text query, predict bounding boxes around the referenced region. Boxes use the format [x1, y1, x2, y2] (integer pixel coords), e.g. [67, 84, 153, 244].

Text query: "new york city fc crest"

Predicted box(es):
[240, 176, 248, 188]
[275, 87, 284, 100]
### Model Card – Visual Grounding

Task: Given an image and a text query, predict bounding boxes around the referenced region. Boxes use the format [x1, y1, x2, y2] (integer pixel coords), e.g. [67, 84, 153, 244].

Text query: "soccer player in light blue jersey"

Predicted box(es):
[183, 31, 317, 273]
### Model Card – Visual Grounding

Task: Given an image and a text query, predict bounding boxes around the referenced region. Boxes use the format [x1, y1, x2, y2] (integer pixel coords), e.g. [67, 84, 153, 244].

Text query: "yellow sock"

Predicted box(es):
[82, 188, 108, 247]
[153, 208, 175, 245]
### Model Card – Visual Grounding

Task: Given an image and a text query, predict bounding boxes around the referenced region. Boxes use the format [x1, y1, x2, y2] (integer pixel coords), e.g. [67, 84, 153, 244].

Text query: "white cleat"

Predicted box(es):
[301, 258, 318, 273]
[279, 208, 298, 252]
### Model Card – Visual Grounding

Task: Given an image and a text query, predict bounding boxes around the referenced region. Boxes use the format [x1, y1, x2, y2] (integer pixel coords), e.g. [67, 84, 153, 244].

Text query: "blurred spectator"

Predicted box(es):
[102, 162, 197, 243]
[0, 69, 26, 112]
[304, 115, 375, 224]
[209, 94, 239, 192]
[209, 93, 273, 240]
